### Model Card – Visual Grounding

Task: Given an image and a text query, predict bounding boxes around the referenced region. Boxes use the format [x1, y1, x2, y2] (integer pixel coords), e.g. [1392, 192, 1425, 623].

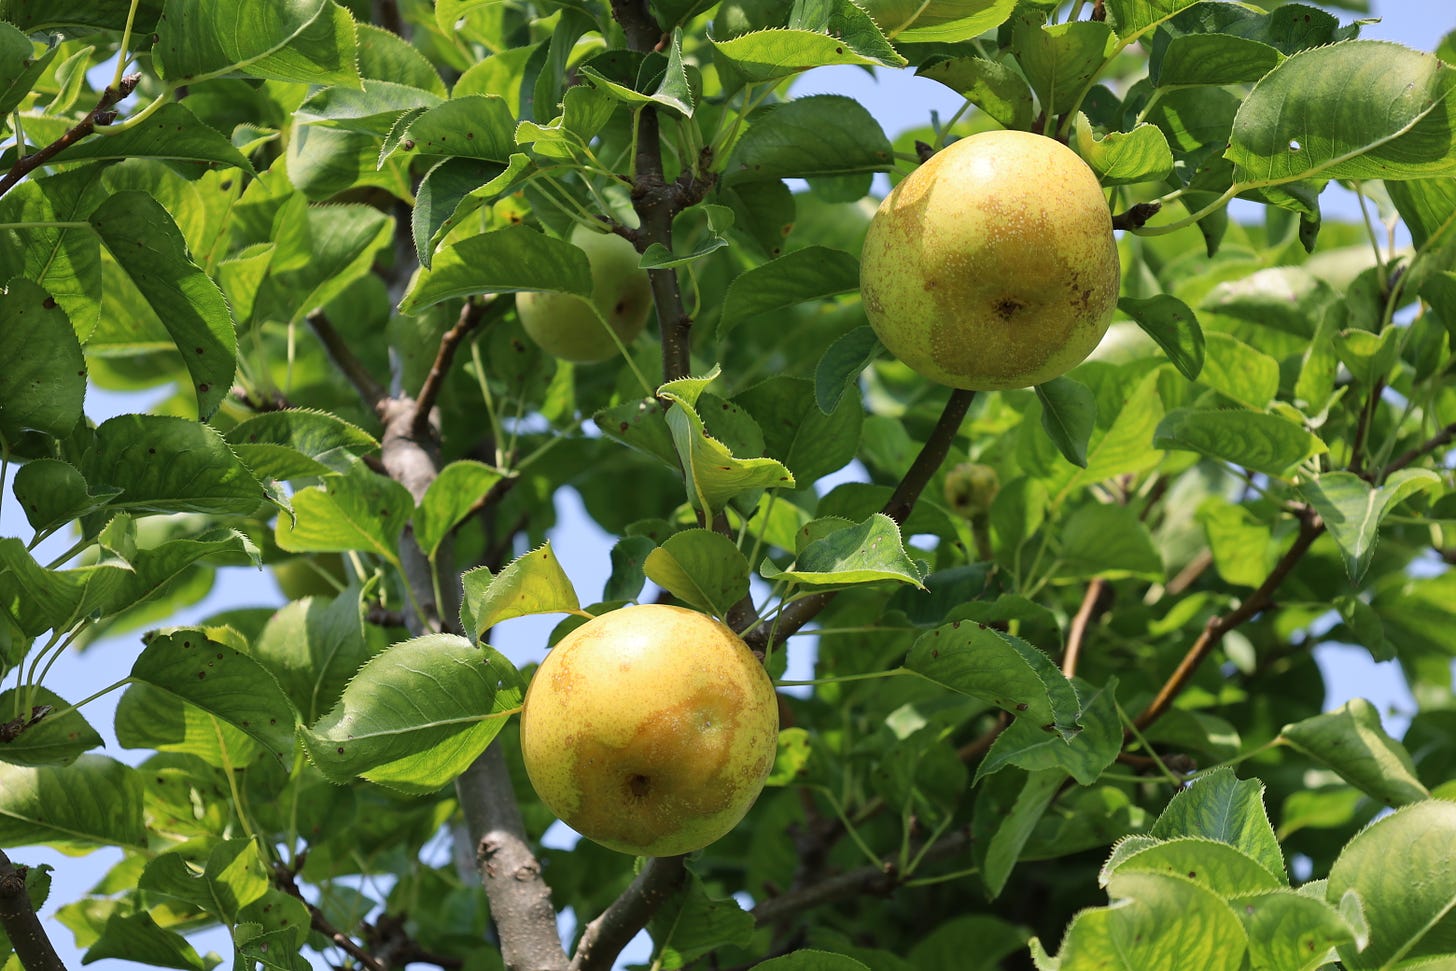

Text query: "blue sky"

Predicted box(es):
[6, 2, 1454, 969]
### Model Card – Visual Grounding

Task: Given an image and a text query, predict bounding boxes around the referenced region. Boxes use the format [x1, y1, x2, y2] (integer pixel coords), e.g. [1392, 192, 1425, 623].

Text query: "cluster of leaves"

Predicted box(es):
[0, 0, 1454, 970]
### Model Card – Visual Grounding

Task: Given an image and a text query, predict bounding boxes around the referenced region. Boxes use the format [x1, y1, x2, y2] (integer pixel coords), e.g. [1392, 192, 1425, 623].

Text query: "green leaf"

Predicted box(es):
[301, 634, 523, 794]
[251, 202, 394, 329]
[51, 102, 254, 172]
[1202, 266, 1337, 338]
[154, 0, 360, 87]
[252, 586, 376, 725]
[734, 375, 863, 485]
[415, 461, 507, 560]
[1227, 42, 1456, 186]
[579, 32, 695, 117]
[1058, 503, 1164, 582]
[412, 155, 530, 266]
[977, 768, 1064, 898]
[1235, 889, 1363, 971]
[593, 397, 680, 470]
[0, 277, 85, 442]
[459, 541, 580, 640]
[1279, 698, 1430, 807]
[10, 460, 118, 534]
[753, 949, 870, 970]
[916, 54, 1034, 132]
[605, 535, 656, 603]
[83, 912, 208, 971]
[1332, 326, 1402, 388]
[138, 837, 270, 921]
[1327, 799, 1456, 970]
[762, 513, 923, 589]
[225, 408, 378, 481]
[1071, 116, 1173, 186]
[978, 678, 1121, 786]
[1014, 18, 1114, 117]
[389, 94, 518, 163]
[1031, 871, 1247, 971]
[647, 871, 754, 966]
[1197, 333, 1279, 411]
[1036, 377, 1096, 469]
[642, 529, 750, 618]
[115, 681, 261, 768]
[1104, 0, 1201, 39]
[130, 628, 297, 763]
[814, 325, 882, 415]
[0, 167, 104, 341]
[710, 16, 905, 85]
[0, 686, 102, 766]
[905, 622, 1080, 739]
[1103, 836, 1285, 896]
[84, 415, 265, 515]
[719, 246, 860, 336]
[1156, 33, 1284, 86]
[1153, 408, 1326, 477]
[661, 372, 797, 515]
[88, 191, 237, 419]
[724, 95, 893, 184]
[1299, 469, 1441, 582]
[1117, 294, 1204, 380]
[1149, 767, 1285, 884]
[275, 463, 414, 565]
[0, 755, 146, 850]
[397, 226, 593, 315]
[892, 0, 1017, 43]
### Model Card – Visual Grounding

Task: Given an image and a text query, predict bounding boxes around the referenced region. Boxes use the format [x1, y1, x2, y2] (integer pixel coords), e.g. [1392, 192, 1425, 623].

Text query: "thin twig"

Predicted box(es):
[308, 311, 389, 412]
[751, 830, 970, 927]
[411, 298, 492, 440]
[1061, 577, 1106, 678]
[745, 389, 976, 652]
[1134, 509, 1324, 731]
[0, 75, 140, 200]
[1385, 421, 1456, 475]
[0, 850, 66, 971]
[275, 862, 386, 971]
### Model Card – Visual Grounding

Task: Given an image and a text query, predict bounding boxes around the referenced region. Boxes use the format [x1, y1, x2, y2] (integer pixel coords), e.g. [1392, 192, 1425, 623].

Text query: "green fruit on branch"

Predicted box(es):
[516, 223, 654, 363]
[519, 604, 779, 857]
[859, 130, 1120, 391]
[944, 462, 1000, 519]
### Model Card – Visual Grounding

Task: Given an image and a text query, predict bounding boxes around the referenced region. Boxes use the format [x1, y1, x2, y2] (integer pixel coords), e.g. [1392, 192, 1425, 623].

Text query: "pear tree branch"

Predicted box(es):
[569, 857, 688, 971]
[0, 850, 66, 971]
[0, 74, 140, 201]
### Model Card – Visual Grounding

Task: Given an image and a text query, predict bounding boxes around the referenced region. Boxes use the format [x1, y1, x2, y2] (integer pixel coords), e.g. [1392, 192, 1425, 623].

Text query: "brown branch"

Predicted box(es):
[1134, 508, 1324, 731]
[0, 850, 66, 971]
[751, 830, 970, 928]
[1385, 420, 1456, 476]
[568, 857, 687, 971]
[0, 75, 140, 201]
[1165, 548, 1213, 597]
[1061, 577, 1107, 678]
[308, 311, 389, 412]
[956, 710, 1010, 762]
[273, 860, 384, 971]
[411, 299, 494, 440]
[745, 389, 976, 652]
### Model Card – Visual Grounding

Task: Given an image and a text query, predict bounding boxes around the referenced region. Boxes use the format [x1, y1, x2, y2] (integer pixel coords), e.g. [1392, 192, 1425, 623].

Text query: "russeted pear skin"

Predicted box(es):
[859, 130, 1121, 391]
[519, 604, 779, 857]
[516, 224, 653, 363]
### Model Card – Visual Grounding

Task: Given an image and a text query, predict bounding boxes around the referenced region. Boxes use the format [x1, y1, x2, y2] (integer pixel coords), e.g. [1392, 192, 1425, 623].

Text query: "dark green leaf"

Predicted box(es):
[720, 246, 859, 336]
[814, 325, 882, 415]
[642, 529, 750, 618]
[84, 415, 264, 516]
[1036, 377, 1096, 469]
[0, 277, 85, 441]
[52, 102, 254, 173]
[88, 191, 237, 419]
[154, 0, 360, 87]
[1153, 408, 1326, 477]
[302, 634, 523, 793]
[0, 686, 102, 766]
[398, 226, 593, 315]
[735, 375, 863, 484]
[978, 678, 1121, 786]
[724, 95, 893, 184]
[0, 755, 146, 850]
[1118, 294, 1203, 380]
[917, 54, 1035, 132]
[1149, 768, 1285, 883]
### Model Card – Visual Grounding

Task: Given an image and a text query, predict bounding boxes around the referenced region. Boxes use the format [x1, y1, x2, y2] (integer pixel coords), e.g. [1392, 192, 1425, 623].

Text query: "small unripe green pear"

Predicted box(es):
[516, 224, 654, 363]
[944, 462, 1000, 519]
[519, 604, 779, 857]
[859, 130, 1120, 390]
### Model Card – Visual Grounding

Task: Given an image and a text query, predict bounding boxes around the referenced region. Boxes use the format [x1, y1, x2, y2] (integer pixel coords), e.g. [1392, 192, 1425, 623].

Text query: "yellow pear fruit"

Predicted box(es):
[859, 130, 1120, 390]
[516, 224, 653, 363]
[519, 604, 779, 857]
